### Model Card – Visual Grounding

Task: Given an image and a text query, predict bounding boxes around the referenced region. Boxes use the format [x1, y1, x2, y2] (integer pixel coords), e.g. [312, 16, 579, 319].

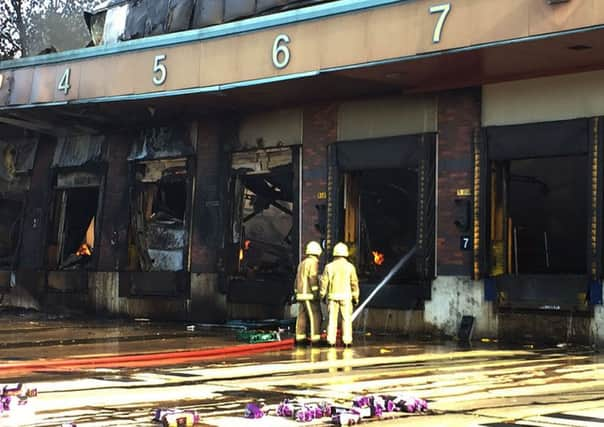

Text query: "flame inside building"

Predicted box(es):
[75, 217, 95, 257]
[372, 250, 385, 266]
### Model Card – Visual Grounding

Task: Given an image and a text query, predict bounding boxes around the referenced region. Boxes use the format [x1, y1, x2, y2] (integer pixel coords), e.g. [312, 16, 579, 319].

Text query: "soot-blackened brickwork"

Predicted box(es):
[301, 104, 337, 256]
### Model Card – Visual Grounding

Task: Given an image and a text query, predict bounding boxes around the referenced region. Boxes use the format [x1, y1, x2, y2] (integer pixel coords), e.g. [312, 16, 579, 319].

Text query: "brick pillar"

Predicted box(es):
[97, 134, 130, 271]
[301, 104, 337, 254]
[19, 135, 55, 270]
[190, 118, 222, 273]
[437, 88, 481, 276]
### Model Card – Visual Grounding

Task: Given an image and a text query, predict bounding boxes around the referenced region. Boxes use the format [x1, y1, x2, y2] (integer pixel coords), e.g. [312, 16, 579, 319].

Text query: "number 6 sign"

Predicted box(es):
[272, 34, 291, 69]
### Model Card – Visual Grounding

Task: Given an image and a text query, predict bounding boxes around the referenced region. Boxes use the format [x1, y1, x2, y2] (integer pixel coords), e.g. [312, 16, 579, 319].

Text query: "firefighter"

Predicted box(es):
[294, 241, 323, 345]
[320, 242, 359, 347]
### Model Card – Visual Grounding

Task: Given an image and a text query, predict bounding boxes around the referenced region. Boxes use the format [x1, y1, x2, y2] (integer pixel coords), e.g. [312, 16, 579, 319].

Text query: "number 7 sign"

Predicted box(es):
[460, 236, 472, 251]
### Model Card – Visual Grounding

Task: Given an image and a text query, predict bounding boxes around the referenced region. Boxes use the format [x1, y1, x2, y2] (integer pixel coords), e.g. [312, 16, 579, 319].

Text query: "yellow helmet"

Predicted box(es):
[333, 242, 349, 257]
[305, 241, 322, 256]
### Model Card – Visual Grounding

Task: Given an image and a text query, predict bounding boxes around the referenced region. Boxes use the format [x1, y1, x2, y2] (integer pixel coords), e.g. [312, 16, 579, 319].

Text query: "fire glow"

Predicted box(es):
[239, 240, 252, 261]
[372, 251, 385, 266]
[76, 244, 92, 257]
[76, 217, 95, 257]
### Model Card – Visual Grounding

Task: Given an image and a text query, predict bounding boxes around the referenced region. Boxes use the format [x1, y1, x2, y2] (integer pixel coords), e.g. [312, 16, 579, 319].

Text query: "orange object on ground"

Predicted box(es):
[0, 339, 294, 376]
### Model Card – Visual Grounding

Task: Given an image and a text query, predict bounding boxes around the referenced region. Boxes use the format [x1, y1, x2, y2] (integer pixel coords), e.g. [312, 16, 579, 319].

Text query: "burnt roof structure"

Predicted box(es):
[86, 0, 335, 46]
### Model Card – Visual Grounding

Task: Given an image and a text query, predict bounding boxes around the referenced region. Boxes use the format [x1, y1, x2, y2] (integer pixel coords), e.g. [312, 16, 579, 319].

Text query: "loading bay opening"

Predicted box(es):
[482, 119, 594, 311]
[226, 147, 299, 313]
[327, 135, 435, 310]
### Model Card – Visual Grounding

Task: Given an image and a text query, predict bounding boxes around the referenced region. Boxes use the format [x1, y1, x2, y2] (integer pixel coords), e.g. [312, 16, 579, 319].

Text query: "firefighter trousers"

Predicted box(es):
[327, 299, 353, 345]
[295, 300, 321, 343]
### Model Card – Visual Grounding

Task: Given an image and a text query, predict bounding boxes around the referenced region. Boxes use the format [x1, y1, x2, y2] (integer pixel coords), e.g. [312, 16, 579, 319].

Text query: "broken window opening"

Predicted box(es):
[49, 186, 99, 270]
[340, 168, 419, 284]
[0, 198, 24, 269]
[129, 158, 190, 272]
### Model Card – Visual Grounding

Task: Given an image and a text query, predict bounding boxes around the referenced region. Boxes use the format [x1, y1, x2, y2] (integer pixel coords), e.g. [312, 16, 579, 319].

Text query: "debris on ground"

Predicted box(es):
[259, 393, 428, 424]
[0, 383, 37, 416]
[244, 402, 267, 419]
[276, 399, 331, 422]
[153, 408, 200, 426]
[236, 330, 281, 344]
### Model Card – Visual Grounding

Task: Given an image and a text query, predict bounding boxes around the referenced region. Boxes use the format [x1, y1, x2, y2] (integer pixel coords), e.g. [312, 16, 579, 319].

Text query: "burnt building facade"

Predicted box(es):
[1, 0, 603, 345]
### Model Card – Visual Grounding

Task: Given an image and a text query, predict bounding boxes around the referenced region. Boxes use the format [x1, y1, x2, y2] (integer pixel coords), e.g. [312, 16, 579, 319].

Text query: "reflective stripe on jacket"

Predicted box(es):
[320, 257, 359, 301]
[294, 255, 319, 301]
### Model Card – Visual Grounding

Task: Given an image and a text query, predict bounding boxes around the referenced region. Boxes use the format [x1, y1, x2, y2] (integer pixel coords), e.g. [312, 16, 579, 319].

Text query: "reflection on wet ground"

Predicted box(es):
[0, 315, 602, 426]
[0, 316, 240, 361]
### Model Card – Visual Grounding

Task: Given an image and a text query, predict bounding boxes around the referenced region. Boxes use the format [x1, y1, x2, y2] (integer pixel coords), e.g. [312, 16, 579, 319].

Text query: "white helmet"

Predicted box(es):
[305, 241, 322, 256]
[333, 242, 349, 257]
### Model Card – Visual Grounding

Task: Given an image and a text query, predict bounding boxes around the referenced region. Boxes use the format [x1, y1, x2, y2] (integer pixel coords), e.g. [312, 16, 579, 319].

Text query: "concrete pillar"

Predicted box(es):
[88, 272, 119, 314]
[592, 282, 604, 348]
[190, 273, 226, 322]
[424, 276, 497, 338]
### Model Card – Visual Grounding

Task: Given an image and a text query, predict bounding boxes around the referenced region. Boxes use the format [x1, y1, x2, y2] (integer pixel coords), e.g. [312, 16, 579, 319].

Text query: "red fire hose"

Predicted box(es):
[0, 338, 294, 376]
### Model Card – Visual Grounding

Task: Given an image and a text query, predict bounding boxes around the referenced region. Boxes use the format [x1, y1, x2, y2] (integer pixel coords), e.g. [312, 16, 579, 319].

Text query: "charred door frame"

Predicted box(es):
[224, 145, 300, 306]
[326, 133, 436, 310]
[121, 156, 194, 298]
[474, 118, 602, 310]
[47, 164, 107, 271]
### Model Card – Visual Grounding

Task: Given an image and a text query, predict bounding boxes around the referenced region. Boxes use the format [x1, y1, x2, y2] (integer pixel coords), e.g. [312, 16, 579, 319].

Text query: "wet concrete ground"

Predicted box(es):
[0, 314, 603, 426]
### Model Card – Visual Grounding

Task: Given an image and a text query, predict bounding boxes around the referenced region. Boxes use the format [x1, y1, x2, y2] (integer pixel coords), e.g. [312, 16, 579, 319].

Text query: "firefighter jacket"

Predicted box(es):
[320, 257, 359, 302]
[294, 255, 320, 301]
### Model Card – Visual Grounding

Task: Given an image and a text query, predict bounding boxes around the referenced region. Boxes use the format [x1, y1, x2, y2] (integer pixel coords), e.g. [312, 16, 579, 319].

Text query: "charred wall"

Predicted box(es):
[19, 136, 56, 271]
[97, 134, 131, 272]
[190, 118, 227, 322]
[191, 119, 223, 273]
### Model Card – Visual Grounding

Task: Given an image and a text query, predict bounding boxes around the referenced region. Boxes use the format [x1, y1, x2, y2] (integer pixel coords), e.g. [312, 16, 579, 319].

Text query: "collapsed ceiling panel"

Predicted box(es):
[128, 127, 193, 161]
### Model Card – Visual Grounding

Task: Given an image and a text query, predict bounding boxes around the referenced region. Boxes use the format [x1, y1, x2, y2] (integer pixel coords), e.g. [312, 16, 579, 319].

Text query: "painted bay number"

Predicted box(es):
[50, 7, 451, 94]
[270, 5, 451, 71]
[57, 68, 71, 94]
[460, 235, 472, 251]
[153, 54, 167, 86]
[272, 34, 291, 69]
[429, 3, 451, 44]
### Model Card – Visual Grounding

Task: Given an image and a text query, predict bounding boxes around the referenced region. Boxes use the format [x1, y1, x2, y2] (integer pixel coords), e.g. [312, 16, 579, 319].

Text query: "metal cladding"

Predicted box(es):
[52, 136, 104, 168]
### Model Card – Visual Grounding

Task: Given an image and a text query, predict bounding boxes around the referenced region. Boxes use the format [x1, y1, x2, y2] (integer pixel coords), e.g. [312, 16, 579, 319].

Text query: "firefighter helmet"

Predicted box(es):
[305, 241, 322, 256]
[333, 242, 349, 257]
